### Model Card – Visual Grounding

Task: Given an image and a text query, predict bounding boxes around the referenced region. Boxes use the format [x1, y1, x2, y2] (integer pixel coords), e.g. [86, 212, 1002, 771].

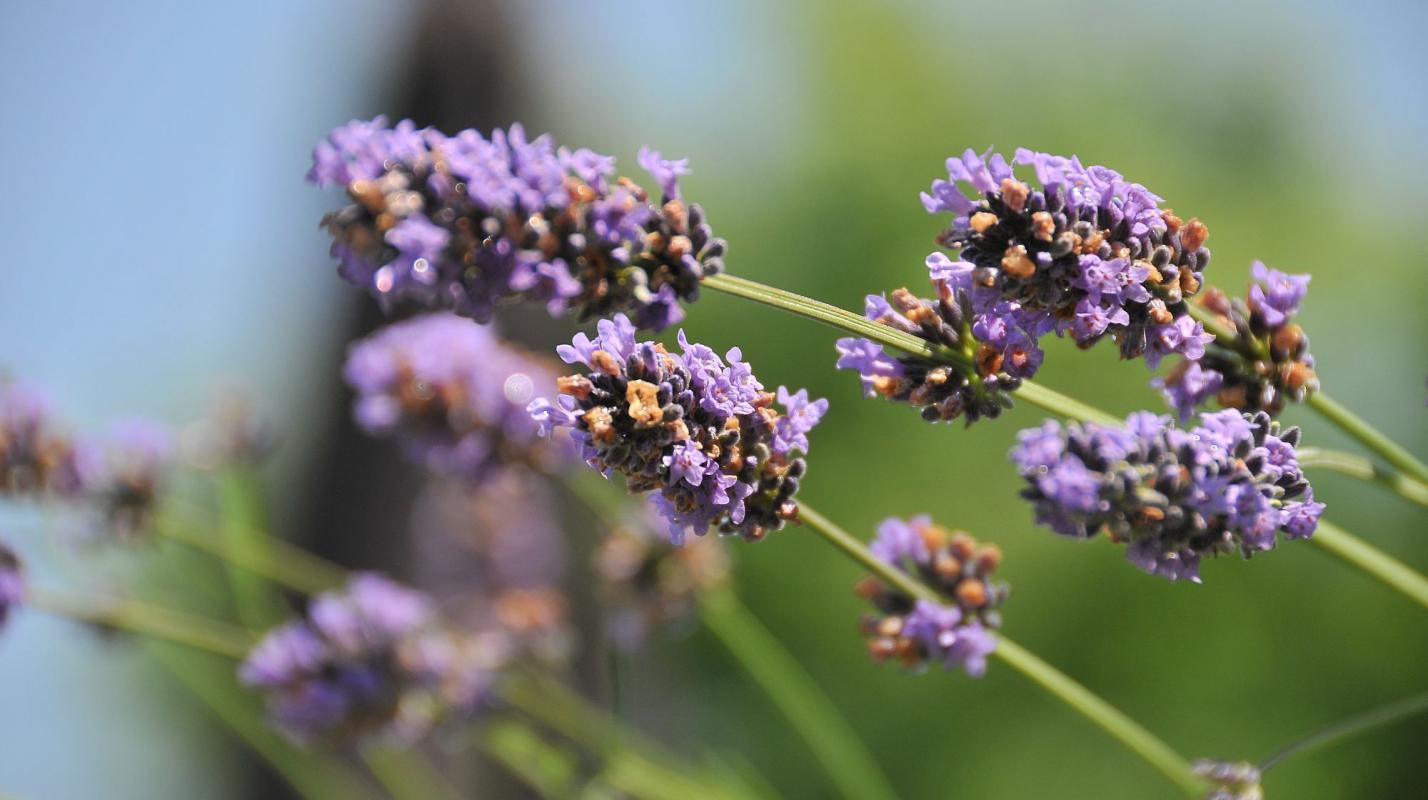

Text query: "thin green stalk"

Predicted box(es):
[794, 502, 1204, 797]
[1297, 448, 1428, 510]
[498, 672, 739, 800]
[26, 585, 255, 659]
[157, 509, 346, 595]
[216, 467, 286, 628]
[703, 274, 1119, 425]
[1260, 689, 1428, 772]
[1305, 392, 1428, 487]
[150, 643, 380, 800]
[1310, 521, 1428, 611]
[697, 587, 899, 800]
[1184, 302, 1428, 486]
[477, 721, 581, 798]
[360, 747, 466, 800]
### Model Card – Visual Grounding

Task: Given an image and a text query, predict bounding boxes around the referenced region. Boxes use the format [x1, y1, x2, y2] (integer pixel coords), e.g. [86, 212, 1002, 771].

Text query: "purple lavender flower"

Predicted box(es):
[594, 502, 730, 650]
[528, 314, 825, 544]
[835, 281, 1019, 425]
[90, 418, 173, 541]
[859, 518, 1007, 677]
[0, 540, 23, 632]
[1011, 410, 1324, 583]
[1156, 261, 1317, 418]
[922, 147, 1214, 367]
[1193, 760, 1263, 800]
[310, 118, 725, 329]
[240, 573, 500, 744]
[0, 381, 94, 497]
[345, 313, 574, 484]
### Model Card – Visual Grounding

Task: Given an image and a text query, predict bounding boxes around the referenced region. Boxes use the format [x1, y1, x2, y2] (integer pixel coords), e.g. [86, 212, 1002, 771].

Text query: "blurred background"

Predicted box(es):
[2, 0, 1427, 797]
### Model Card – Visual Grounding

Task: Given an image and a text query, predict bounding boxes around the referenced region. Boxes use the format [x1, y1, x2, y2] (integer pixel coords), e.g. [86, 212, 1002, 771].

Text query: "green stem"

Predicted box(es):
[1297, 448, 1428, 510]
[1260, 689, 1428, 772]
[360, 747, 466, 800]
[26, 585, 255, 659]
[215, 467, 283, 628]
[157, 509, 347, 595]
[703, 274, 1118, 425]
[1184, 301, 1428, 486]
[697, 587, 899, 800]
[149, 643, 380, 800]
[794, 502, 1204, 797]
[1304, 392, 1428, 487]
[1310, 521, 1428, 611]
[476, 721, 581, 798]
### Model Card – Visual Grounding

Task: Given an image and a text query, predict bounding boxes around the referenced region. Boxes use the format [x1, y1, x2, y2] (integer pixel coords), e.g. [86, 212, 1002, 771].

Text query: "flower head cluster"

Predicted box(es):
[836, 282, 1020, 424]
[1193, 760, 1263, 800]
[594, 504, 730, 649]
[1157, 261, 1317, 419]
[310, 118, 725, 329]
[858, 516, 1007, 676]
[410, 474, 573, 665]
[1, 382, 93, 496]
[240, 573, 500, 744]
[0, 539, 22, 632]
[922, 148, 1214, 369]
[91, 419, 173, 541]
[1012, 410, 1324, 583]
[530, 315, 827, 544]
[346, 314, 574, 484]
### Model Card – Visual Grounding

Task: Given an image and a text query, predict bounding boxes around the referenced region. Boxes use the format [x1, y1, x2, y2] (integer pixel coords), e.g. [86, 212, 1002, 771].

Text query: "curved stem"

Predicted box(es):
[360, 746, 466, 800]
[1297, 448, 1428, 510]
[794, 502, 1204, 797]
[698, 587, 899, 800]
[1310, 521, 1428, 611]
[1184, 301, 1428, 486]
[1305, 392, 1428, 487]
[25, 585, 255, 659]
[1260, 689, 1428, 772]
[158, 507, 347, 595]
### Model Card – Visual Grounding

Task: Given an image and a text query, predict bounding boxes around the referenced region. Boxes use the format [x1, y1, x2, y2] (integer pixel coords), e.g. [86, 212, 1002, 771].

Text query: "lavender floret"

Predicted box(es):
[1011, 409, 1324, 583]
[240, 573, 499, 744]
[310, 118, 725, 329]
[922, 148, 1214, 368]
[345, 313, 575, 484]
[1157, 261, 1318, 418]
[529, 314, 827, 544]
[859, 518, 1007, 677]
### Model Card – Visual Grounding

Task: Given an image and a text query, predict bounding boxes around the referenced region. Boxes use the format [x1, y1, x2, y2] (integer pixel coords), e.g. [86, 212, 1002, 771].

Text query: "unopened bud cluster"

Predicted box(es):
[1158, 261, 1317, 418]
[858, 516, 1007, 676]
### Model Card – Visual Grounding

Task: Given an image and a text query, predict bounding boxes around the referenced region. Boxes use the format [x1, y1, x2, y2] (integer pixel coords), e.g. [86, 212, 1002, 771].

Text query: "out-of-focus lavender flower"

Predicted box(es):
[1193, 760, 1263, 800]
[859, 517, 1007, 677]
[1156, 261, 1318, 419]
[1011, 409, 1324, 583]
[310, 118, 725, 330]
[240, 573, 502, 744]
[183, 392, 276, 470]
[0, 381, 93, 497]
[409, 474, 573, 665]
[0, 539, 23, 632]
[90, 418, 173, 541]
[345, 314, 575, 484]
[594, 502, 730, 650]
[529, 315, 826, 544]
[921, 148, 1214, 368]
[835, 280, 1018, 425]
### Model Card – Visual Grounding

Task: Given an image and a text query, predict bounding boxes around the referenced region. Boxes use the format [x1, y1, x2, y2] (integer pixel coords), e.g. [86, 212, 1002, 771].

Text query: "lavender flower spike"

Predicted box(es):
[923, 147, 1214, 367]
[311, 118, 725, 329]
[0, 540, 23, 632]
[90, 418, 173, 541]
[835, 277, 1020, 425]
[345, 313, 574, 484]
[1157, 260, 1318, 419]
[0, 381, 94, 497]
[1011, 409, 1324, 583]
[240, 573, 501, 744]
[528, 314, 827, 544]
[858, 517, 1007, 677]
